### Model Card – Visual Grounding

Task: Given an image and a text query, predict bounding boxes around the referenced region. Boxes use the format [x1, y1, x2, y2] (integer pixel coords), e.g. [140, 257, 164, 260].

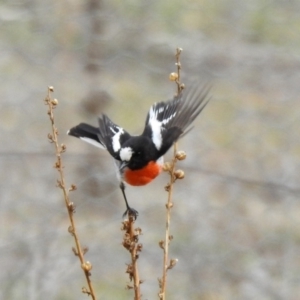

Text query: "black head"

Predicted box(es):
[119, 136, 159, 170]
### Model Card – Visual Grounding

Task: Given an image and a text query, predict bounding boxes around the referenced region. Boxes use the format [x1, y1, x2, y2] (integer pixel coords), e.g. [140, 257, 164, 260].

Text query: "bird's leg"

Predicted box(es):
[120, 181, 138, 219]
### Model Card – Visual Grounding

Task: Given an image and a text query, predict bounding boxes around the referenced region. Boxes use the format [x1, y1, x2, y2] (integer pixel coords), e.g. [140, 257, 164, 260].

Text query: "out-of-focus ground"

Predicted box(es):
[1, 1, 300, 299]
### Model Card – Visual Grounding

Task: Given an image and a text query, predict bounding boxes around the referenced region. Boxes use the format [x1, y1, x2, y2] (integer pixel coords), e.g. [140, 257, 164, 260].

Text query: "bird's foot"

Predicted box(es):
[122, 207, 139, 220]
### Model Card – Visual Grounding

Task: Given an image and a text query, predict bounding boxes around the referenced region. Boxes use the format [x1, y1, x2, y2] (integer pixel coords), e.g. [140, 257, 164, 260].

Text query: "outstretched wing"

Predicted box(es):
[143, 84, 210, 157]
[97, 114, 131, 160]
[68, 115, 131, 160]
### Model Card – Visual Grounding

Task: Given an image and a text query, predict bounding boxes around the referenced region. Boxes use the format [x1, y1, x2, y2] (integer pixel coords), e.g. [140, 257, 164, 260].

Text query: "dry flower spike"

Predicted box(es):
[159, 47, 185, 300]
[45, 87, 96, 300]
[121, 215, 142, 299]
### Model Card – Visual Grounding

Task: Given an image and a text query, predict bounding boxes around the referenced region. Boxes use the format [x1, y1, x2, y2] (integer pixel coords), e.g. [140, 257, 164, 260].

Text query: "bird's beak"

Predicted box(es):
[119, 161, 128, 171]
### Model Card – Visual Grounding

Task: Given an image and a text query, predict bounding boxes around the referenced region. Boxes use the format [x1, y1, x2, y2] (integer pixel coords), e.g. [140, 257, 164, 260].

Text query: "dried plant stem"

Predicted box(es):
[122, 216, 143, 300]
[159, 143, 178, 300]
[45, 87, 96, 300]
[159, 47, 184, 299]
[175, 48, 184, 96]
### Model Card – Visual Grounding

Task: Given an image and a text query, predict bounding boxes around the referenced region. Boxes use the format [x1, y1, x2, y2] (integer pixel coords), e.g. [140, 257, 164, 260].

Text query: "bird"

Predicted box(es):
[68, 84, 210, 219]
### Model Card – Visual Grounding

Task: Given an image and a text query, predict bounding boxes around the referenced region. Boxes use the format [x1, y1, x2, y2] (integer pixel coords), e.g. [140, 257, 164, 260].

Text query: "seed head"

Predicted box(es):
[169, 72, 178, 81]
[176, 150, 186, 160]
[162, 162, 172, 172]
[51, 99, 58, 106]
[174, 169, 185, 179]
[81, 261, 92, 272]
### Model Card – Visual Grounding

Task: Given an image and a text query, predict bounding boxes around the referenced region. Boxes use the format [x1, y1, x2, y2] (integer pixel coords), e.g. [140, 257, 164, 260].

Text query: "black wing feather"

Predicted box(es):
[98, 114, 131, 160]
[143, 84, 210, 157]
[68, 116, 131, 160]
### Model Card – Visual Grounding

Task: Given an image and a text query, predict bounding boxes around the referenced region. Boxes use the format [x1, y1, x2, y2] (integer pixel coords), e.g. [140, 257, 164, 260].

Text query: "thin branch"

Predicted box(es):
[44, 86, 97, 300]
[159, 48, 184, 300]
[159, 144, 179, 300]
[175, 47, 183, 95]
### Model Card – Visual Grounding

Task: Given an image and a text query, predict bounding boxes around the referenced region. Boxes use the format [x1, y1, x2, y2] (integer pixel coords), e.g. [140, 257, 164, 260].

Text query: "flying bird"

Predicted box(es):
[68, 84, 210, 219]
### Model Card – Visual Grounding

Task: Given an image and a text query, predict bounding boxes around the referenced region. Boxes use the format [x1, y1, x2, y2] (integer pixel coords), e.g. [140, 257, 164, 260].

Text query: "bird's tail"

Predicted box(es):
[67, 123, 105, 149]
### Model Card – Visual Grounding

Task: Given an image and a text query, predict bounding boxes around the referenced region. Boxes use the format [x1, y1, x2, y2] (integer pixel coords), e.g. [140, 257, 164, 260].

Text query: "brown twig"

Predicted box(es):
[44, 87, 96, 300]
[122, 216, 143, 300]
[169, 48, 184, 96]
[158, 48, 185, 299]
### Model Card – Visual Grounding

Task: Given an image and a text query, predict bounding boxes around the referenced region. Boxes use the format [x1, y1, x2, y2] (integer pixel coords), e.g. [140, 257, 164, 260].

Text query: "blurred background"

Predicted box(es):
[1, 0, 300, 299]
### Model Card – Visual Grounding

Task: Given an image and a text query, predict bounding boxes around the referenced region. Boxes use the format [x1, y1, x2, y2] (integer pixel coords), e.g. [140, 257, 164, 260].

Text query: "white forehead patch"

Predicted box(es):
[120, 147, 133, 161]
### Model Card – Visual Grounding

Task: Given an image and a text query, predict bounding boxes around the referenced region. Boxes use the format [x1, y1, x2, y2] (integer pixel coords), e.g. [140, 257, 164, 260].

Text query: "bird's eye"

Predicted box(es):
[135, 151, 142, 157]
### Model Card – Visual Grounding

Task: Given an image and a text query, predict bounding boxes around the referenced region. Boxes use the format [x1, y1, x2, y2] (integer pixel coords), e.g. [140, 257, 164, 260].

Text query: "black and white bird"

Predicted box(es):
[68, 85, 210, 218]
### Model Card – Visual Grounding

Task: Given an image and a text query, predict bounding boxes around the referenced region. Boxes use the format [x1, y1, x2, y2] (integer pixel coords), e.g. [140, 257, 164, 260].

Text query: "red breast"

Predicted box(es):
[124, 161, 162, 186]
